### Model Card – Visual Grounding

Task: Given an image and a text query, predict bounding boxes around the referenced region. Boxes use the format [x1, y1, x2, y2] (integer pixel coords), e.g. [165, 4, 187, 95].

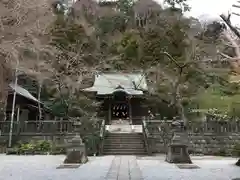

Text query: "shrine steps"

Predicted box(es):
[103, 133, 147, 155]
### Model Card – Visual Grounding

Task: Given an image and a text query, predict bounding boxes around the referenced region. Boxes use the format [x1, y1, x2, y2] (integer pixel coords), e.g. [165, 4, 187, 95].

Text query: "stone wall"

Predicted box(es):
[0, 135, 68, 153]
[151, 132, 240, 155]
[148, 119, 240, 155]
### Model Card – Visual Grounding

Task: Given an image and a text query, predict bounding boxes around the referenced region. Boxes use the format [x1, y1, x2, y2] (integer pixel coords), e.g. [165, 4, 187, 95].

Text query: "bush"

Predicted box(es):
[213, 149, 227, 156]
[51, 145, 66, 155]
[12, 140, 52, 155]
[18, 142, 35, 154]
[35, 140, 52, 152]
[83, 134, 101, 156]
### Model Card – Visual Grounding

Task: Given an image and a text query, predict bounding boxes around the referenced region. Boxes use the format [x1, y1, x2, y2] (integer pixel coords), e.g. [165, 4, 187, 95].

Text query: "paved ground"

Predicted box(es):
[0, 154, 239, 180]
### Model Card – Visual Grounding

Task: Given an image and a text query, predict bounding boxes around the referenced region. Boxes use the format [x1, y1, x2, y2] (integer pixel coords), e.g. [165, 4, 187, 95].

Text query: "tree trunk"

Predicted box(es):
[0, 57, 11, 122]
[172, 75, 187, 125]
[0, 83, 8, 122]
[38, 82, 42, 121]
[37, 82, 42, 131]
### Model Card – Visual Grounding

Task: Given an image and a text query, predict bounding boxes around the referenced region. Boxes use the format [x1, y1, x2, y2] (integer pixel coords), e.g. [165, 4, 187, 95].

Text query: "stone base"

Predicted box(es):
[57, 164, 81, 169]
[166, 144, 192, 164]
[64, 150, 88, 164]
[236, 159, 240, 166]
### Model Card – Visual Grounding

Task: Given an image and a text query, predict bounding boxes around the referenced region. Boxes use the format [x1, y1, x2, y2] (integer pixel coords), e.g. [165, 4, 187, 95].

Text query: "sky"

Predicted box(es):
[156, 0, 240, 26]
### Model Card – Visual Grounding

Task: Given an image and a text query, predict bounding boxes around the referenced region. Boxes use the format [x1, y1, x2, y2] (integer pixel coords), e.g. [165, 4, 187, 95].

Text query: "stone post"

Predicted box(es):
[63, 121, 88, 164]
[165, 120, 192, 164]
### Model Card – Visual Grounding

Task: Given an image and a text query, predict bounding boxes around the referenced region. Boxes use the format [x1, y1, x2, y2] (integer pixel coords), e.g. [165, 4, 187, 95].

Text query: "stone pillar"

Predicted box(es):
[108, 99, 111, 125]
[166, 120, 192, 164]
[128, 96, 132, 125]
[63, 121, 88, 164]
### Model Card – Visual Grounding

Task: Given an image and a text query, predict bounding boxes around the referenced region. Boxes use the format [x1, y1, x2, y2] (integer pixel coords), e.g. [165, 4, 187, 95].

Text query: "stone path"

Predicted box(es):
[0, 154, 240, 180]
[105, 156, 143, 180]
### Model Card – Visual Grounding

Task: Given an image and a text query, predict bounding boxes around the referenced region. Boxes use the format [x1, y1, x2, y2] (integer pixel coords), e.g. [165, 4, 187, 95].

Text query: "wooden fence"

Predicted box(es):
[0, 120, 76, 136]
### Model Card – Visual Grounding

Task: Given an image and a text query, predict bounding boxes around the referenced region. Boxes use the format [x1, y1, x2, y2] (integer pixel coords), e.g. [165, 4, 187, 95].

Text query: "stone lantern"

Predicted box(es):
[166, 120, 192, 164]
[63, 121, 88, 164]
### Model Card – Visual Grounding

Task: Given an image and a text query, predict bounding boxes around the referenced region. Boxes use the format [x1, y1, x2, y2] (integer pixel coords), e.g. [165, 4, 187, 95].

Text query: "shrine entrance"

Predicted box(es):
[111, 102, 129, 120]
[110, 90, 131, 124]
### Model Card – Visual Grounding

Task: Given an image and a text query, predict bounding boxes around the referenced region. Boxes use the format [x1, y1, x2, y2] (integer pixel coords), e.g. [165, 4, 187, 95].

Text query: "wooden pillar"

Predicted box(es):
[45, 113, 51, 120]
[60, 117, 63, 133]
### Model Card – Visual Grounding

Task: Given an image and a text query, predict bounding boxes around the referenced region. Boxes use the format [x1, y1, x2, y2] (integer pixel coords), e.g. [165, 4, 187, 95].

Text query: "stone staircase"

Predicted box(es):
[103, 132, 147, 155]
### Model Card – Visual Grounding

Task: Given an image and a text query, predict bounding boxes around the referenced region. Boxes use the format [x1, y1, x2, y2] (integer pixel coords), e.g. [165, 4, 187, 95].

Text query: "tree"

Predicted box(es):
[218, 10, 240, 166]
[164, 0, 190, 12]
[0, 0, 57, 122]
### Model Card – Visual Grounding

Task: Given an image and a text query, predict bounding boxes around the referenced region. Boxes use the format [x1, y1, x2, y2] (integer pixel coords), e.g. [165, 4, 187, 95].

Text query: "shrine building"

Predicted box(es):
[83, 73, 149, 125]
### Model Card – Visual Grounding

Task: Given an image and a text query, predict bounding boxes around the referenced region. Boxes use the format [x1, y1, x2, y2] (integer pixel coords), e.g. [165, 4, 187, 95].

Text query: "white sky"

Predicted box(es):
[156, 0, 240, 26]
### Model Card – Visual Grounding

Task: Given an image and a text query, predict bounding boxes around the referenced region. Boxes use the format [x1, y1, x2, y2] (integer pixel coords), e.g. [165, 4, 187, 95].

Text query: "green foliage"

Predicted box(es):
[97, 14, 127, 34]
[194, 84, 240, 118]
[50, 16, 90, 52]
[13, 140, 52, 155]
[34, 140, 52, 152]
[117, 0, 134, 15]
[164, 0, 190, 12]
[19, 0, 237, 122]
[11, 135, 102, 155]
[140, 18, 190, 68]
[213, 148, 227, 156]
[117, 31, 140, 65]
[83, 134, 101, 155]
[51, 144, 66, 155]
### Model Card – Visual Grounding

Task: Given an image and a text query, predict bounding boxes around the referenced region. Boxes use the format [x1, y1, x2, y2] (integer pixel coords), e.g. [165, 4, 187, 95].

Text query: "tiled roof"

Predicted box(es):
[83, 73, 148, 95]
[9, 83, 40, 103]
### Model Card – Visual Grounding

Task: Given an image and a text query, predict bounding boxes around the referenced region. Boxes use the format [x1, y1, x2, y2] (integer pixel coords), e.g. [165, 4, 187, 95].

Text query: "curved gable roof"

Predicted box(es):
[83, 73, 148, 95]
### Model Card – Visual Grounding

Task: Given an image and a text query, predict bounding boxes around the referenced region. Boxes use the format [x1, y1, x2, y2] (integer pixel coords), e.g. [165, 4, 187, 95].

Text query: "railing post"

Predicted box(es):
[99, 119, 106, 156]
[142, 119, 152, 155]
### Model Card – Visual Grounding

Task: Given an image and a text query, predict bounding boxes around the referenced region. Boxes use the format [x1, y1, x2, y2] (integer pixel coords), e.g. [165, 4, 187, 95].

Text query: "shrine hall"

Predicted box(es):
[83, 73, 148, 125]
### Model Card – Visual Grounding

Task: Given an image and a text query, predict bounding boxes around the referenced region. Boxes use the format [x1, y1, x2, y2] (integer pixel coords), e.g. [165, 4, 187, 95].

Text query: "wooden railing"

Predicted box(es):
[99, 119, 106, 155]
[0, 120, 76, 136]
[140, 118, 240, 133]
[141, 119, 152, 155]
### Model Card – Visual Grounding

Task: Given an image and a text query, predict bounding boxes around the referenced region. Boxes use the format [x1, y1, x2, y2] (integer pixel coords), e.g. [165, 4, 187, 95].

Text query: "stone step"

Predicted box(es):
[103, 132, 146, 155]
[104, 143, 144, 146]
[103, 151, 146, 155]
[104, 147, 145, 150]
[105, 135, 143, 139]
[104, 142, 145, 146]
[106, 133, 142, 136]
[105, 135, 143, 138]
[105, 138, 144, 141]
[104, 149, 146, 152]
[105, 137, 144, 140]
[104, 140, 144, 144]
[104, 149, 147, 155]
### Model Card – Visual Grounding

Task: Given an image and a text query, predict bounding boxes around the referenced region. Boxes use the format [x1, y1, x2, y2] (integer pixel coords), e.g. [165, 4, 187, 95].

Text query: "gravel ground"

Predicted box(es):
[0, 154, 239, 180]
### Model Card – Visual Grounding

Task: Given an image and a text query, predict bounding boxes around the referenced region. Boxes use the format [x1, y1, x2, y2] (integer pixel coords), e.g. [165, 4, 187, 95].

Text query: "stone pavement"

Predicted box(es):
[0, 154, 240, 180]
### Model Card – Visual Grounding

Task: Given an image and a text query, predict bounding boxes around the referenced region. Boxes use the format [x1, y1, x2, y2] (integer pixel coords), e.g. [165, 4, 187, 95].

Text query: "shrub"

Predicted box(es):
[50, 145, 66, 155]
[83, 134, 101, 156]
[35, 140, 51, 152]
[18, 142, 35, 154]
[213, 149, 227, 156]
[13, 140, 52, 155]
